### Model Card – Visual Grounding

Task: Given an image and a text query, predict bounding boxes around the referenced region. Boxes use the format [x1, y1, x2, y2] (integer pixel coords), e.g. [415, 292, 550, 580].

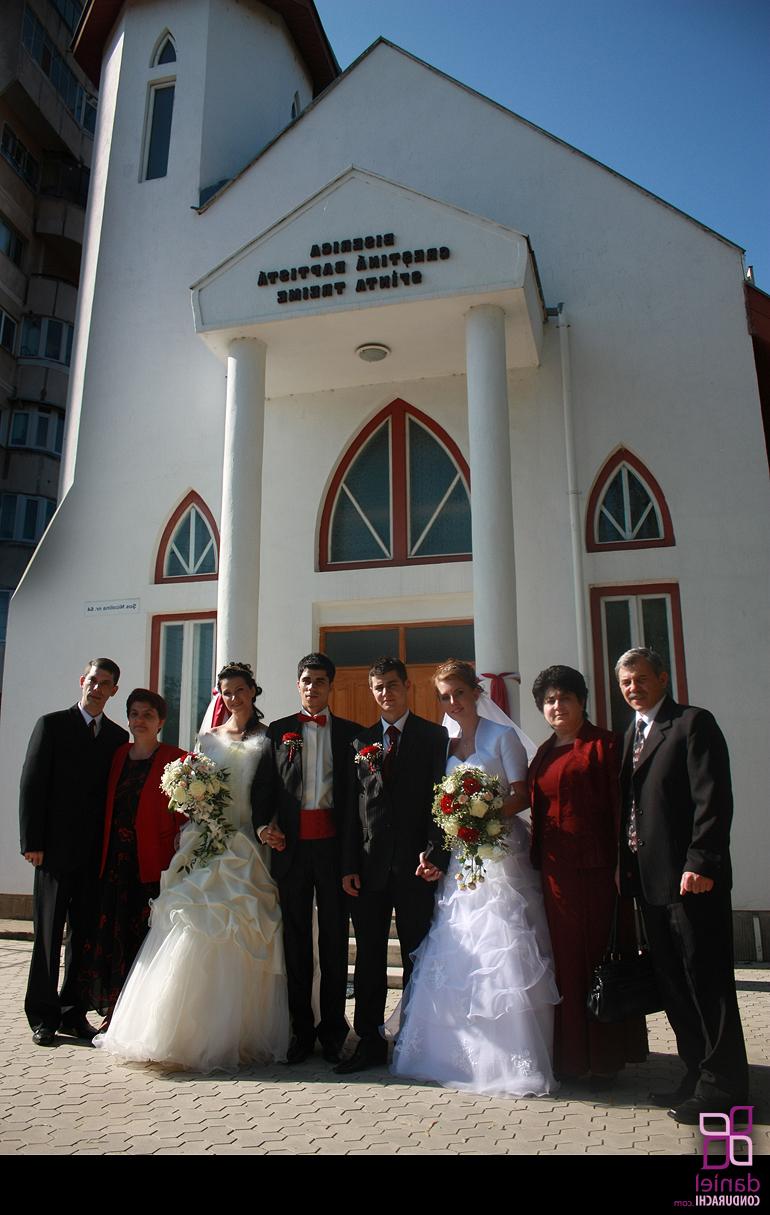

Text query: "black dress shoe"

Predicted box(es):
[650, 1076, 697, 1108]
[321, 1040, 346, 1064]
[32, 1026, 56, 1046]
[669, 1097, 750, 1127]
[334, 1038, 387, 1075]
[58, 1015, 97, 1040]
[285, 1037, 314, 1065]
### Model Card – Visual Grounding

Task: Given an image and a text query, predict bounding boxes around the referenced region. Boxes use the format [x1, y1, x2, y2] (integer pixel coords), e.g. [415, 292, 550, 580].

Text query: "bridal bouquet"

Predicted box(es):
[431, 764, 508, 890]
[160, 752, 233, 871]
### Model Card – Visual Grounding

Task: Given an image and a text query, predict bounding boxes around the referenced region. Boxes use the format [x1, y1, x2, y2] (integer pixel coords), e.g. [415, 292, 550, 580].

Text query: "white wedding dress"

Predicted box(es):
[388, 718, 559, 1097]
[96, 730, 289, 1072]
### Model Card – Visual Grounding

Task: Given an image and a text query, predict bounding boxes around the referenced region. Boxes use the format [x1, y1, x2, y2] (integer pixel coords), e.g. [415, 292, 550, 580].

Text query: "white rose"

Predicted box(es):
[208, 778, 221, 794]
[444, 820, 460, 837]
[477, 845, 496, 860]
[468, 798, 488, 819]
[486, 820, 502, 837]
[189, 780, 206, 800]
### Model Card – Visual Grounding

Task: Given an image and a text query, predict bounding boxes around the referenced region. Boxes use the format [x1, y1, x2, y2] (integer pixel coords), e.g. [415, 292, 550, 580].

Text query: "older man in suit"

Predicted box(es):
[262, 653, 360, 1065]
[20, 659, 128, 1045]
[616, 647, 748, 1124]
[337, 656, 448, 1075]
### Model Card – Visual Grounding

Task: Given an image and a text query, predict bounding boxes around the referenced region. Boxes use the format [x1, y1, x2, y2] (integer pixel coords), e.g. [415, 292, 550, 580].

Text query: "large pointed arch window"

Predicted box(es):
[155, 492, 219, 583]
[319, 400, 471, 570]
[586, 448, 674, 552]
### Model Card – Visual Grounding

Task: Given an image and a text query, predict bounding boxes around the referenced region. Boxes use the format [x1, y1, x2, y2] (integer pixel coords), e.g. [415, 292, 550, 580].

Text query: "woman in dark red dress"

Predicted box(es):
[528, 665, 647, 1083]
[81, 689, 185, 1027]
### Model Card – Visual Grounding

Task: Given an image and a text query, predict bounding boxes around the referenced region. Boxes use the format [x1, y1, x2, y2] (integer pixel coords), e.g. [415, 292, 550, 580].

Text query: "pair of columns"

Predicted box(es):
[216, 305, 519, 714]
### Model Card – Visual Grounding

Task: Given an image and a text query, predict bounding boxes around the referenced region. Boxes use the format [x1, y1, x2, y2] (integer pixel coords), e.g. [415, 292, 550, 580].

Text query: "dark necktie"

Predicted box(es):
[89, 718, 97, 741]
[627, 717, 646, 853]
[383, 724, 400, 780]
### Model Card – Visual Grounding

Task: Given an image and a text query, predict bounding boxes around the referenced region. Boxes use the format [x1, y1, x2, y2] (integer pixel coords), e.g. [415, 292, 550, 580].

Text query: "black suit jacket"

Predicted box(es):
[19, 705, 129, 874]
[266, 712, 360, 880]
[343, 712, 449, 890]
[619, 695, 734, 906]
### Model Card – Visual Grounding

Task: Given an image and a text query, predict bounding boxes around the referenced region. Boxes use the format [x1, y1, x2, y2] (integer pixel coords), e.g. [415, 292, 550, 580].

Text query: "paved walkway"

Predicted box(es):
[0, 938, 767, 1156]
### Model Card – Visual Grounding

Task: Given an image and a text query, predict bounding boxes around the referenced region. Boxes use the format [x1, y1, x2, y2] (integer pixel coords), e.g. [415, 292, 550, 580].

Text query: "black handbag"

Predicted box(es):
[586, 897, 663, 1022]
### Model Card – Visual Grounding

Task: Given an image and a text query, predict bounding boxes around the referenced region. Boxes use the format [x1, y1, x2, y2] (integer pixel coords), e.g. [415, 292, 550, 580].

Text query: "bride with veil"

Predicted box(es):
[386, 660, 559, 1097]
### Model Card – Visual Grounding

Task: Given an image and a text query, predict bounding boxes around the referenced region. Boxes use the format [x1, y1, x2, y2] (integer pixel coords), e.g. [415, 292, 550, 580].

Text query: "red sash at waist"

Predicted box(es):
[298, 808, 336, 840]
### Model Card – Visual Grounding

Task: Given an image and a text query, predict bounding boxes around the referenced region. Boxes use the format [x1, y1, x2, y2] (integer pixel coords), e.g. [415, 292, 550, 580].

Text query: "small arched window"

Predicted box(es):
[319, 400, 471, 570]
[586, 448, 674, 552]
[155, 492, 219, 583]
[152, 33, 176, 66]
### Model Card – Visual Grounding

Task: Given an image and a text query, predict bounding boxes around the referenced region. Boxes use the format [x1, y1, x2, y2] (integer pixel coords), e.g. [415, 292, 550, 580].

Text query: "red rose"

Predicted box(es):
[282, 732, 301, 743]
[462, 777, 481, 795]
[361, 745, 378, 756]
[440, 794, 454, 814]
[457, 826, 479, 843]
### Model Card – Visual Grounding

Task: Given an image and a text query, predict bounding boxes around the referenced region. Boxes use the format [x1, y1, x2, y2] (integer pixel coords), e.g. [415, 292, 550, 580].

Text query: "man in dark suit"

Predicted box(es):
[336, 656, 449, 1075]
[262, 653, 359, 1065]
[20, 659, 128, 1045]
[616, 647, 748, 1123]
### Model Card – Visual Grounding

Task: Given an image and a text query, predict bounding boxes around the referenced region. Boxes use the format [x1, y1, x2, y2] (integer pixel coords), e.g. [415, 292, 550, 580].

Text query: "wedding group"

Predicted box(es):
[19, 644, 748, 1125]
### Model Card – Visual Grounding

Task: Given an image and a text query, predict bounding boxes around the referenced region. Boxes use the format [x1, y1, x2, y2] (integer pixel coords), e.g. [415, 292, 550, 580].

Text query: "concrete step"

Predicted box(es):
[347, 937, 401, 967]
[347, 963, 403, 990]
[0, 918, 33, 940]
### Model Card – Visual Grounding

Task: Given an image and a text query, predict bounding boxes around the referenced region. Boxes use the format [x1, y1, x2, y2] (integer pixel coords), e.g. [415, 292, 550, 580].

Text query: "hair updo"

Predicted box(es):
[216, 660, 264, 737]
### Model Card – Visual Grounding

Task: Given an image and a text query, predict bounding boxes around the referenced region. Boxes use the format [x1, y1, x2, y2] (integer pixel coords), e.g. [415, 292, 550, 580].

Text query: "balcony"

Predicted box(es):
[15, 360, 69, 409]
[25, 275, 77, 323]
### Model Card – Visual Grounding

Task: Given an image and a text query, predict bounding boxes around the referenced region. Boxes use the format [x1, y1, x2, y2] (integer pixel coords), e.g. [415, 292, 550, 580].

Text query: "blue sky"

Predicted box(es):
[315, 0, 770, 289]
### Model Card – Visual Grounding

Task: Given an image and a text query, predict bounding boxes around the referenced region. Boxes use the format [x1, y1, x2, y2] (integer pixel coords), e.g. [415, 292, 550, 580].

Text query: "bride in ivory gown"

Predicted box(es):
[95, 663, 289, 1072]
[388, 660, 559, 1097]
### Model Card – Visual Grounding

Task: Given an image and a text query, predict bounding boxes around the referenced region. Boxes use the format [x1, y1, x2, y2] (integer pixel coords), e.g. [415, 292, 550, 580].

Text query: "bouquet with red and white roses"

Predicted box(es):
[431, 764, 508, 890]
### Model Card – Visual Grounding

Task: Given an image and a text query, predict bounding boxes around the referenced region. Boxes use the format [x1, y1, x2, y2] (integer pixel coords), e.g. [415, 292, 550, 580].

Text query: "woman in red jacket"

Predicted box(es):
[81, 689, 185, 1027]
[529, 665, 647, 1084]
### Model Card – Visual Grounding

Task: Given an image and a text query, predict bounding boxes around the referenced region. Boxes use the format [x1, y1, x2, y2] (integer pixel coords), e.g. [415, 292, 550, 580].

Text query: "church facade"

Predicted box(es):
[0, 0, 767, 920]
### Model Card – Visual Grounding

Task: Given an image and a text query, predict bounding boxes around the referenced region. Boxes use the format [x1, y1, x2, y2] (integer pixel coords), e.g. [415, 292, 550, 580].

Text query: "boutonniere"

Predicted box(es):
[354, 742, 384, 775]
[282, 732, 302, 762]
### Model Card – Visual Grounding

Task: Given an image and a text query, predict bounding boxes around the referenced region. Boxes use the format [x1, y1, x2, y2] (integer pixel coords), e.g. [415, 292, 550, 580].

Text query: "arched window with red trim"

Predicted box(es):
[586, 447, 675, 552]
[155, 491, 219, 583]
[319, 400, 471, 570]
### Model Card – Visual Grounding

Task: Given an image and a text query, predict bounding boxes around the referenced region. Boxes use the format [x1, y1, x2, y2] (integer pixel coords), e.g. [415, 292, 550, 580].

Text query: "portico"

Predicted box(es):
[191, 168, 545, 712]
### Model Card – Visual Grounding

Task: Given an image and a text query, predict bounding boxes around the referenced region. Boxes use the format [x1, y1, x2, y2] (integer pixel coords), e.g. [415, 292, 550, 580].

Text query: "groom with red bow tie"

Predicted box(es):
[262, 654, 360, 1065]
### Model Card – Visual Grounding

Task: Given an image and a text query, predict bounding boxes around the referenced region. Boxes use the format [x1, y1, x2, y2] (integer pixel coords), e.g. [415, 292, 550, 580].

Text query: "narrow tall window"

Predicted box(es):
[590, 584, 687, 731]
[145, 83, 175, 180]
[152, 614, 216, 749]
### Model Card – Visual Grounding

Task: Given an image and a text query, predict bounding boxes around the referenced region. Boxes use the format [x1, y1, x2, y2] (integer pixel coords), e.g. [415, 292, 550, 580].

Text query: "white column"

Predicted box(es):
[216, 337, 266, 672]
[465, 305, 519, 717]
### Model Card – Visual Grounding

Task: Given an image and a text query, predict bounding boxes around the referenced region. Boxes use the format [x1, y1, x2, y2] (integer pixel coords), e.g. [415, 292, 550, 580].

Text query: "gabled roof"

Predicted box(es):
[71, 0, 339, 92]
[200, 36, 744, 258]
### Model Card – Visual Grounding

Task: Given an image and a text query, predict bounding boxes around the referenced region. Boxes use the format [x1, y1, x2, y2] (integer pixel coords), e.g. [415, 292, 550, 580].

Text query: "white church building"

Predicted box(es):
[1, 0, 767, 928]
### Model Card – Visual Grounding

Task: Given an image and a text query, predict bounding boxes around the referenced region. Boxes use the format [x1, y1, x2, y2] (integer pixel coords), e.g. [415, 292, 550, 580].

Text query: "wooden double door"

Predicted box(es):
[321, 620, 474, 727]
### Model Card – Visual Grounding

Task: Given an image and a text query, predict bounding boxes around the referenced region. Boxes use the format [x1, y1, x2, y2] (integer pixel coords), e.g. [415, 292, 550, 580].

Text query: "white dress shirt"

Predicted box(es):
[634, 695, 666, 743]
[78, 704, 103, 735]
[300, 708, 334, 809]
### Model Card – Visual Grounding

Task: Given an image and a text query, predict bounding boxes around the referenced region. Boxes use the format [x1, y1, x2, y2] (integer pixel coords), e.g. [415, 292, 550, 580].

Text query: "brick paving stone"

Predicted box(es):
[1, 941, 768, 1155]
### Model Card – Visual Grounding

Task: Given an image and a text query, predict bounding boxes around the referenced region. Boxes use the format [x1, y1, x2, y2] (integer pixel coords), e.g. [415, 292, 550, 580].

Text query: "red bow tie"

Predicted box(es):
[299, 712, 327, 726]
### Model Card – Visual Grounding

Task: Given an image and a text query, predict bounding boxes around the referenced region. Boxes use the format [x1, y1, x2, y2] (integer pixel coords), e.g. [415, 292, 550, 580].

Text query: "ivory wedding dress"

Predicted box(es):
[96, 730, 289, 1071]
